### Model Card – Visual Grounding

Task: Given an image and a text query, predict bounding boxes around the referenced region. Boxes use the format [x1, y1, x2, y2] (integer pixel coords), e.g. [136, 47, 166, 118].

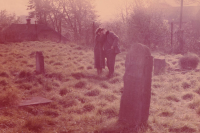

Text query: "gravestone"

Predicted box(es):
[36, 51, 44, 74]
[19, 96, 52, 106]
[153, 58, 166, 75]
[119, 43, 153, 126]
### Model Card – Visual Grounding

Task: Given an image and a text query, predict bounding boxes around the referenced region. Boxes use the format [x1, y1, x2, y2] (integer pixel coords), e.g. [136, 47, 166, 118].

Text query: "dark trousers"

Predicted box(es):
[105, 50, 116, 75]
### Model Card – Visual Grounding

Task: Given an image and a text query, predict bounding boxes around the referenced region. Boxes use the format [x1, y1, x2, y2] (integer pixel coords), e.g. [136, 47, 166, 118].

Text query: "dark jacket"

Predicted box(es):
[94, 34, 106, 69]
[104, 31, 120, 54]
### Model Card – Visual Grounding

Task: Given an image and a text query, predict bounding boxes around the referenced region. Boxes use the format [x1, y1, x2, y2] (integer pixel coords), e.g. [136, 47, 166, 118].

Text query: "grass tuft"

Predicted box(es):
[0, 72, 9, 78]
[182, 81, 191, 89]
[71, 72, 85, 80]
[97, 107, 118, 118]
[159, 111, 173, 117]
[0, 79, 8, 86]
[83, 104, 95, 112]
[18, 83, 32, 90]
[44, 110, 59, 117]
[0, 88, 20, 107]
[85, 89, 100, 96]
[166, 95, 180, 102]
[99, 82, 109, 89]
[169, 125, 196, 133]
[188, 99, 200, 109]
[23, 116, 54, 132]
[87, 66, 93, 69]
[194, 87, 200, 95]
[103, 94, 117, 102]
[109, 78, 120, 84]
[18, 70, 32, 78]
[0, 117, 16, 128]
[59, 99, 78, 108]
[74, 81, 87, 89]
[59, 88, 71, 96]
[182, 93, 193, 100]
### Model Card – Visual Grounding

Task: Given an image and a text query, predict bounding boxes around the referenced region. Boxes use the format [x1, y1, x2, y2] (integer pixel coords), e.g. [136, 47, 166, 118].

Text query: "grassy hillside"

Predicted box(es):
[0, 41, 200, 133]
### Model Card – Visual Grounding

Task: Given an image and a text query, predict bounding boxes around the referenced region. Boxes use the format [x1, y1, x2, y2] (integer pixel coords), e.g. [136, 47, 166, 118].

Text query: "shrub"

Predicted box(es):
[179, 53, 199, 69]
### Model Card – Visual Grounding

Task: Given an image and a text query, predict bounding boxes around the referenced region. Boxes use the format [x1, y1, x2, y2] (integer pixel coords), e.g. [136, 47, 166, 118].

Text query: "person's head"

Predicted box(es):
[95, 28, 106, 35]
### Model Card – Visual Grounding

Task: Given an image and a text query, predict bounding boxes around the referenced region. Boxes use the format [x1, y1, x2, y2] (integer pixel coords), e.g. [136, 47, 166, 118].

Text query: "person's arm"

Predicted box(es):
[110, 32, 119, 49]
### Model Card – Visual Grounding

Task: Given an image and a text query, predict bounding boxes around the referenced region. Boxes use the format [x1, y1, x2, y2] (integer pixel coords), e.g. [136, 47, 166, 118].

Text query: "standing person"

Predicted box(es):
[102, 29, 120, 78]
[94, 28, 106, 75]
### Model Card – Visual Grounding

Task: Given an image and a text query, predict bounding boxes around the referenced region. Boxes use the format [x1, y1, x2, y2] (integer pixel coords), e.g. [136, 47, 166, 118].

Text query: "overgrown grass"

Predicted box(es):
[0, 41, 200, 132]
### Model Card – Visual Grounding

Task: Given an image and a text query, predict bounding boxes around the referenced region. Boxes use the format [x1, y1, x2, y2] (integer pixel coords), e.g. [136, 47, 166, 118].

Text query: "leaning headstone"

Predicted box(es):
[119, 43, 153, 126]
[36, 51, 44, 74]
[153, 58, 166, 75]
[19, 96, 52, 106]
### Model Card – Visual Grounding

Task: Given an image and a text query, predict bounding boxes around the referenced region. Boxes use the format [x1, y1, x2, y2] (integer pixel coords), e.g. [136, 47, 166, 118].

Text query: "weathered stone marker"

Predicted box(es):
[153, 58, 166, 75]
[36, 51, 44, 74]
[19, 96, 52, 106]
[119, 43, 153, 126]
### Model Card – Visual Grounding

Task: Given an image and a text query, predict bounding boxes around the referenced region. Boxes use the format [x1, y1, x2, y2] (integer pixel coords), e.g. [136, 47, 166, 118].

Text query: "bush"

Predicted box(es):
[179, 53, 199, 69]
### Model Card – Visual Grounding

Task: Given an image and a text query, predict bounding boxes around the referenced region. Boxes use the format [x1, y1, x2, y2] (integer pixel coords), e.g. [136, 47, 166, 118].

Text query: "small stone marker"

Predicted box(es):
[36, 51, 44, 74]
[153, 58, 166, 75]
[119, 43, 153, 126]
[19, 96, 52, 106]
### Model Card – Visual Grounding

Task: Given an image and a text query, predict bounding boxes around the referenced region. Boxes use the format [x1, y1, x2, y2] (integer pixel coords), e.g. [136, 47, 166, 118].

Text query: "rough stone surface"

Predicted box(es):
[119, 43, 153, 126]
[36, 51, 44, 74]
[154, 58, 166, 75]
[19, 96, 52, 106]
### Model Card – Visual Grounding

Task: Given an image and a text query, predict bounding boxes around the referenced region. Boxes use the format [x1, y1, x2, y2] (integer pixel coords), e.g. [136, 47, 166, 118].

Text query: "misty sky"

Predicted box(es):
[0, 0, 122, 21]
[0, 0, 199, 22]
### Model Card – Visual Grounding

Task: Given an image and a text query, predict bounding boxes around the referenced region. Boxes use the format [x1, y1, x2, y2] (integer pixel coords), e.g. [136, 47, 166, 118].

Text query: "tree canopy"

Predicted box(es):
[27, 0, 98, 42]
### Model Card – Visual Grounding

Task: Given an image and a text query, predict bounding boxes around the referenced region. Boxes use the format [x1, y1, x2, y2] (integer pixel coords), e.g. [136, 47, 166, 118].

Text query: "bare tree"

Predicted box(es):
[0, 10, 20, 31]
[28, 0, 97, 43]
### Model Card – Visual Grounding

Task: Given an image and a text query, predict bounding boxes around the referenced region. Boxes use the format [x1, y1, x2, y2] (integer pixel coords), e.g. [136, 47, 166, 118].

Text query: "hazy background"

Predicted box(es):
[1, 0, 197, 22]
[1, 0, 200, 54]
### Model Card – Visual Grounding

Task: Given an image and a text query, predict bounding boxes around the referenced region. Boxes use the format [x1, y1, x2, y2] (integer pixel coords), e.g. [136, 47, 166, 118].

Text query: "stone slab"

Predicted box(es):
[19, 96, 52, 106]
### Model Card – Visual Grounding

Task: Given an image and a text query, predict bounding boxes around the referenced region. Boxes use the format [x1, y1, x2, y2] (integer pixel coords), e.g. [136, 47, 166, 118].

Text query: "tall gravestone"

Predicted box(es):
[119, 43, 153, 126]
[36, 51, 44, 74]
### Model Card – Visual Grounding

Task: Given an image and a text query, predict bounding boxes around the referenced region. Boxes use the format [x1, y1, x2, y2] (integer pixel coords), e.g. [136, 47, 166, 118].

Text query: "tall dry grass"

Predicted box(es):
[0, 41, 200, 132]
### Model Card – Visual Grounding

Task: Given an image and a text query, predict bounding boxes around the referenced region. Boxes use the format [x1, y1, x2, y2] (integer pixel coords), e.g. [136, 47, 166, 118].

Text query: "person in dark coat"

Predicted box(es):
[94, 28, 106, 75]
[101, 29, 120, 78]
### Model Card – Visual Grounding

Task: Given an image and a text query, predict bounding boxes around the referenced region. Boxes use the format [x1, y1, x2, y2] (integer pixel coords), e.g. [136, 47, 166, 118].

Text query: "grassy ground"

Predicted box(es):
[0, 41, 200, 133]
